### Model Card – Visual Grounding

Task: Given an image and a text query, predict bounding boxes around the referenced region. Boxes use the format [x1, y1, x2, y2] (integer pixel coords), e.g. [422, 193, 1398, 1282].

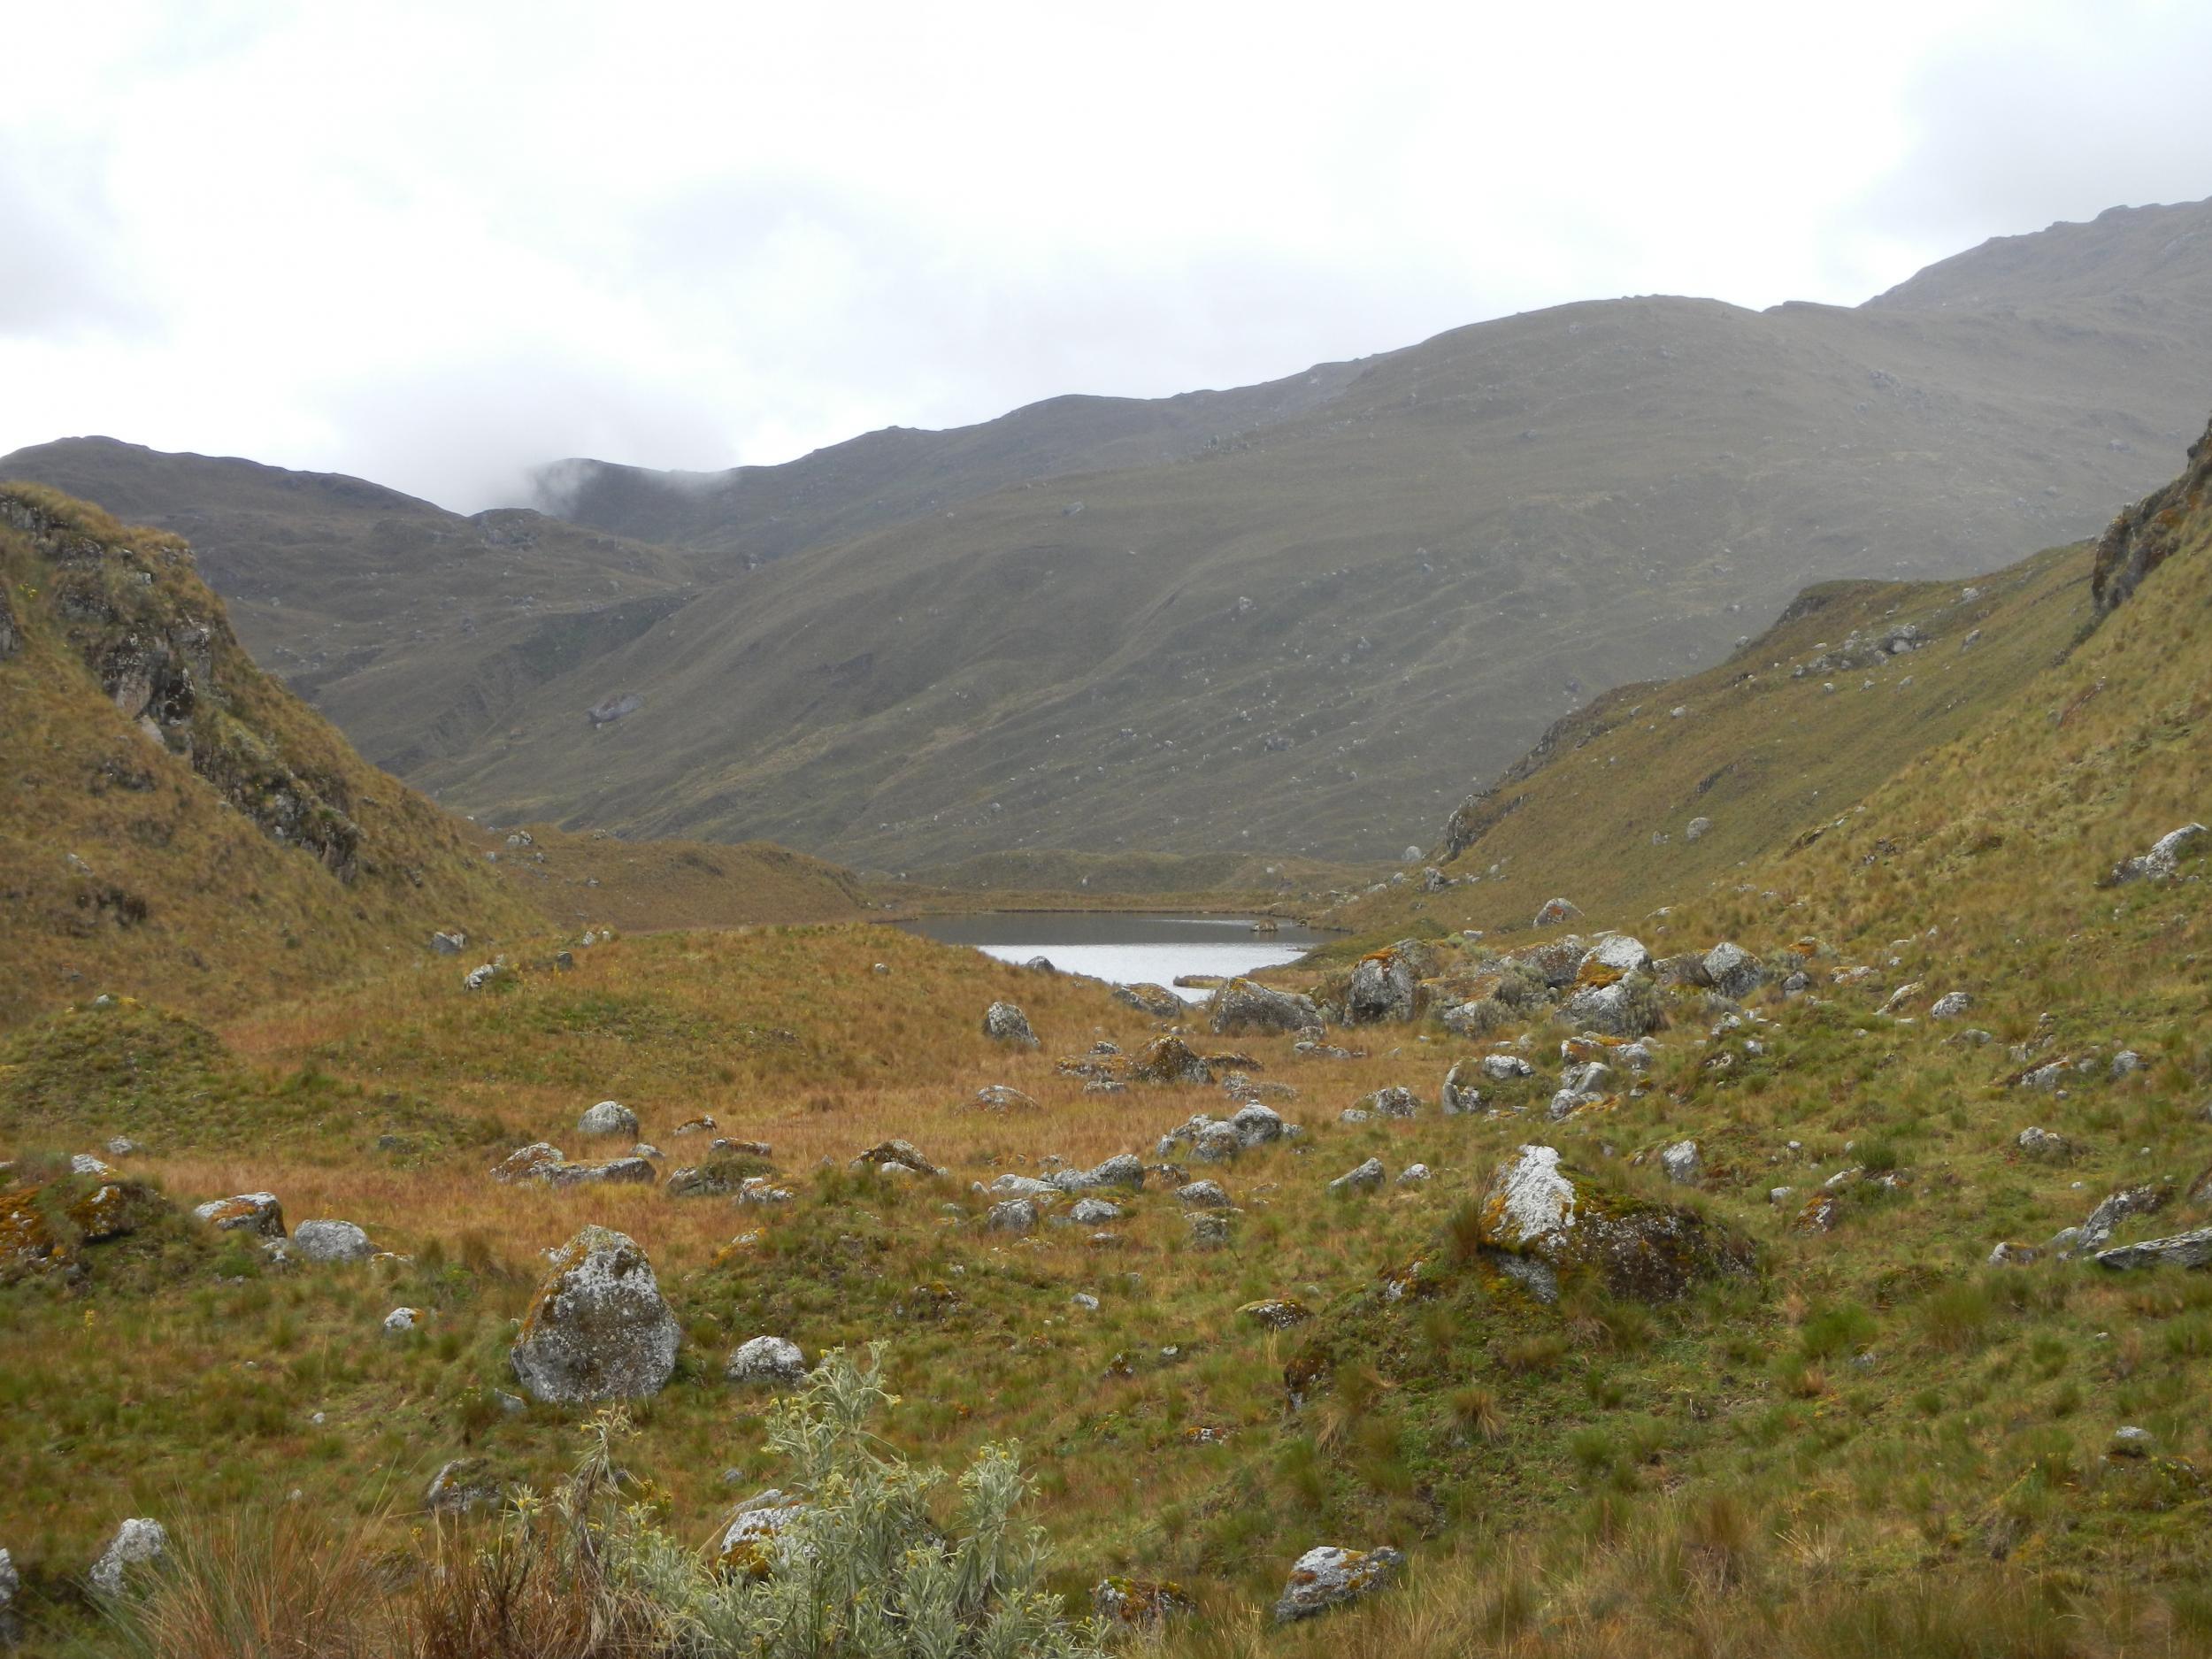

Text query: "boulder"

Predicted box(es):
[2016, 1126, 2071, 1160]
[89, 1517, 168, 1596]
[1703, 942, 1763, 1002]
[726, 1335, 809, 1386]
[1660, 1140, 1702, 1185]
[1397, 1164, 1432, 1186]
[426, 1458, 504, 1515]
[1070, 1198, 1122, 1224]
[383, 1306, 426, 1334]
[578, 1100, 639, 1138]
[1052, 1153, 1145, 1193]
[542, 1157, 657, 1187]
[987, 1174, 1056, 1198]
[1346, 941, 1436, 1024]
[1273, 1545, 1406, 1622]
[193, 1191, 286, 1238]
[291, 1219, 373, 1263]
[850, 1140, 941, 1177]
[510, 1225, 680, 1403]
[1093, 1578, 1194, 1632]
[1479, 1053, 1533, 1081]
[1113, 983, 1184, 1018]
[490, 1143, 565, 1183]
[982, 1002, 1040, 1048]
[429, 930, 466, 956]
[1440, 1061, 1486, 1115]
[1473, 1145, 1755, 1302]
[1128, 1035, 1213, 1085]
[986, 1198, 1038, 1233]
[1559, 974, 1664, 1037]
[719, 1490, 809, 1574]
[1987, 1241, 2040, 1266]
[1328, 1157, 1386, 1195]
[971, 1085, 1040, 1113]
[1356, 1087, 1418, 1119]
[1578, 935, 1652, 983]
[1930, 991, 1974, 1019]
[2073, 1182, 2174, 1252]
[2110, 823, 2206, 885]
[1186, 1213, 1232, 1248]
[1561, 1060, 1614, 1094]
[2092, 1226, 2212, 1272]
[1533, 898, 1582, 928]
[1230, 1102, 1292, 1146]
[1208, 978, 1322, 1036]
[1239, 1298, 1314, 1330]
[1177, 1180, 1233, 1210]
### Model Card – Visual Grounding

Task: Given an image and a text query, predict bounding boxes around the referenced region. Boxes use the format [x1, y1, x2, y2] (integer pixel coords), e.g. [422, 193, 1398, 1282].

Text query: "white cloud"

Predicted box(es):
[0, 0, 2200, 511]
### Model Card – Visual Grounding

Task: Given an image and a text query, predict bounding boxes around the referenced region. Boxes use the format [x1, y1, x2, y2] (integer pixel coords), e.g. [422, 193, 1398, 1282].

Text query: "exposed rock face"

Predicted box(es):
[511, 1225, 680, 1403]
[89, 1517, 169, 1596]
[1273, 1545, 1405, 1622]
[193, 1191, 286, 1237]
[982, 1002, 1040, 1048]
[577, 1100, 639, 1138]
[2091, 412, 2211, 614]
[2109, 824, 2207, 886]
[726, 1335, 808, 1386]
[291, 1219, 373, 1263]
[1473, 1144, 1755, 1302]
[1208, 978, 1321, 1036]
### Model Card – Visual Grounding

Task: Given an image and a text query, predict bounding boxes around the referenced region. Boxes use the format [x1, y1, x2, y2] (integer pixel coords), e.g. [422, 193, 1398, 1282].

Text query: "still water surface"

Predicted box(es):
[898, 912, 1330, 1001]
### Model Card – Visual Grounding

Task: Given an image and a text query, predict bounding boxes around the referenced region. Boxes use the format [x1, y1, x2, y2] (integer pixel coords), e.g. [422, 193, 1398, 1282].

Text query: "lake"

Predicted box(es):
[897, 912, 1330, 1000]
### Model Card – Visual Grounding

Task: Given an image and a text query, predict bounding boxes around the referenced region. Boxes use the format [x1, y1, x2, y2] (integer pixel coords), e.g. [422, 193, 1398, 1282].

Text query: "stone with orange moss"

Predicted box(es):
[191, 1192, 286, 1238]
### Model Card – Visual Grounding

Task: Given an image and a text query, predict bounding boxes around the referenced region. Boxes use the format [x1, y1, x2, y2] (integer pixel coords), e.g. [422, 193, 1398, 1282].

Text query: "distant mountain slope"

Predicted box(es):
[413, 203, 2212, 864]
[531, 363, 1366, 561]
[0, 436, 701, 782]
[0, 483, 540, 1028]
[9, 200, 2212, 867]
[1339, 403, 2212, 954]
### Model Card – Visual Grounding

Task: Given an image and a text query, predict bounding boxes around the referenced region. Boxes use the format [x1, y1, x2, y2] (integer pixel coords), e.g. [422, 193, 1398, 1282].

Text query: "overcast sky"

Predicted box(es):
[4, 0, 2208, 512]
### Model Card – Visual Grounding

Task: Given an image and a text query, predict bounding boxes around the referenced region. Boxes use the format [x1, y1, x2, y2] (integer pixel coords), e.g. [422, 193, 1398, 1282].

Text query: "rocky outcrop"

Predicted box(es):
[2109, 825, 2207, 886]
[2093, 1226, 2212, 1271]
[2091, 411, 2211, 614]
[511, 1225, 680, 1403]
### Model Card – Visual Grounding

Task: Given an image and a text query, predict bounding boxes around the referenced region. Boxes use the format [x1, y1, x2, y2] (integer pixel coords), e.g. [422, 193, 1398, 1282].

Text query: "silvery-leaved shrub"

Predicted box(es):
[503, 1344, 1107, 1658]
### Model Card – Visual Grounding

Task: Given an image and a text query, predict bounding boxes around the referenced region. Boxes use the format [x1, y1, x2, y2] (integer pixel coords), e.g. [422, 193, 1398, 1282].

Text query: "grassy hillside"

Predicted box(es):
[3, 418, 2212, 1655]
[0, 484, 539, 1029]
[476, 820, 874, 932]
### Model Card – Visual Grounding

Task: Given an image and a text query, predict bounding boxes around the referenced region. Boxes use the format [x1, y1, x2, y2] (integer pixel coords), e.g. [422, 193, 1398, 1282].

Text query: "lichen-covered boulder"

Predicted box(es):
[1178, 1179, 1232, 1210]
[726, 1335, 808, 1386]
[1113, 983, 1185, 1018]
[1239, 1298, 1314, 1330]
[2093, 1226, 2212, 1271]
[1273, 1545, 1405, 1622]
[2110, 823, 2206, 885]
[511, 1225, 680, 1403]
[1357, 1087, 1418, 1119]
[1053, 1153, 1145, 1193]
[982, 1002, 1039, 1048]
[1559, 973, 1665, 1037]
[970, 1084, 1040, 1112]
[1128, 1035, 1213, 1085]
[383, 1306, 426, 1334]
[543, 1156, 657, 1187]
[291, 1219, 373, 1263]
[1930, 991, 1974, 1020]
[1187, 1212, 1232, 1248]
[1660, 1140, 1702, 1185]
[1533, 898, 1582, 927]
[577, 1100, 639, 1138]
[1479, 1053, 1533, 1081]
[89, 1517, 168, 1596]
[1347, 942, 1435, 1024]
[1474, 1145, 1755, 1303]
[193, 1192, 286, 1238]
[986, 1198, 1038, 1234]
[426, 1458, 504, 1515]
[489, 1143, 565, 1183]
[1208, 978, 1321, 1036]
[1094, 1577, 1194, 1631]
[1578, 935, 1651, 984]
[1703, 942, 1763, 1001]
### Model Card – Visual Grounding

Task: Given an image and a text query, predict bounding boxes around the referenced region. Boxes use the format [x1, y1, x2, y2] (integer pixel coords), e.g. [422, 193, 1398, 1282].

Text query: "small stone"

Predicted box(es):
[726, 1335, 809, 1386]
